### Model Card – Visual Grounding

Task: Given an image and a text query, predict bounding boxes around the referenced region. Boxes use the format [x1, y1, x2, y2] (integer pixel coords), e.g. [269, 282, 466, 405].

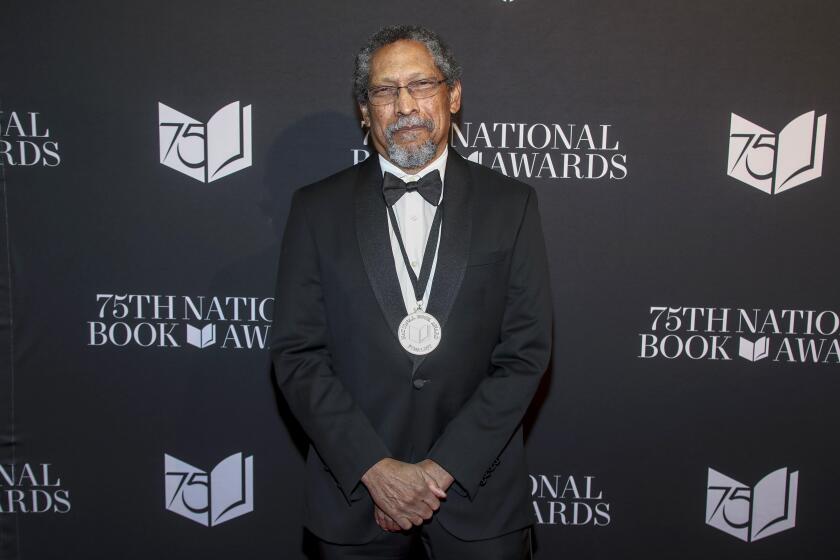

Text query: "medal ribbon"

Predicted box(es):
[385, 198, 444, 312]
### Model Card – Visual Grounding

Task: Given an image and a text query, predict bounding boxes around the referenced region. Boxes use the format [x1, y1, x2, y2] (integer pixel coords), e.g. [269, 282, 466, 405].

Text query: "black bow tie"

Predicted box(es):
[382, 170, 442, 207]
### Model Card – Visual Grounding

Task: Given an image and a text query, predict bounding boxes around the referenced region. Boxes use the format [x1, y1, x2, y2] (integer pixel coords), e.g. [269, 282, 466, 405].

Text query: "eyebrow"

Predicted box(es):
[371, 72, 437, 85]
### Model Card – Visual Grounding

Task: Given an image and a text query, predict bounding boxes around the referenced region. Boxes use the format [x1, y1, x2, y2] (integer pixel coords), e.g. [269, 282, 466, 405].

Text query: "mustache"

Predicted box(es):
[385, 115, 434, 138]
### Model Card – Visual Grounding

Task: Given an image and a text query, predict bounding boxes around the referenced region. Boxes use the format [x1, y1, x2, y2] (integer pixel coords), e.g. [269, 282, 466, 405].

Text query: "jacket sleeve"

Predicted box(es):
[270, 189, 391, 503]
[426, 186, 553, 499]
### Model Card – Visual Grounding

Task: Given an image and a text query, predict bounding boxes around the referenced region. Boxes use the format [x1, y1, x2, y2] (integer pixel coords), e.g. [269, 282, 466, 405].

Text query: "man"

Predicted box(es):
[271, 25, 552, 559]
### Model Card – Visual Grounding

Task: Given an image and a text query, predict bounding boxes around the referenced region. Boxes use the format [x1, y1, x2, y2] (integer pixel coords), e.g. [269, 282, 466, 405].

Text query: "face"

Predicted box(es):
[360, 39, 462, 172]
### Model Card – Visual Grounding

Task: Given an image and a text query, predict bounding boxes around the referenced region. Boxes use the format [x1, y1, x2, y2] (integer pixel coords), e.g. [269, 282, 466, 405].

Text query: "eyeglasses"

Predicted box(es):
[366, 78, 446, 106]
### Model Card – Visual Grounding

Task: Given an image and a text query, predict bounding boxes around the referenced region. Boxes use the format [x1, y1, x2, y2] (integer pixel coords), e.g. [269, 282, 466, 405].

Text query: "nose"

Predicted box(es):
[395, 85, 419, 115]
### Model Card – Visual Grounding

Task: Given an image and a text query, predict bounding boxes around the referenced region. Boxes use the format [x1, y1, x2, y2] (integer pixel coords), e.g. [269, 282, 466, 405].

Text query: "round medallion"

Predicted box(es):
[398, 311, 442, 355]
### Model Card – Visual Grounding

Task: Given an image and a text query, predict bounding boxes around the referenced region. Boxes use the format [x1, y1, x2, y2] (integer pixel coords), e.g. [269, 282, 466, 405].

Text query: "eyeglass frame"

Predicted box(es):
[365, 78, 448, 106]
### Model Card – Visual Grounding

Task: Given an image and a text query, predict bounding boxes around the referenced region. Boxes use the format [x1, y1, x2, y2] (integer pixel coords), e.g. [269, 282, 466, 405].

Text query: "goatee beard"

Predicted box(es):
[385, 115, 438, 169]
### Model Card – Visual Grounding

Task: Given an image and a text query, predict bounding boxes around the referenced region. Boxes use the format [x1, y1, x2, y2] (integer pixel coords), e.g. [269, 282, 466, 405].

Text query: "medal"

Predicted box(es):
[398, 310, 442, 355]
[384, 175, 445, 355]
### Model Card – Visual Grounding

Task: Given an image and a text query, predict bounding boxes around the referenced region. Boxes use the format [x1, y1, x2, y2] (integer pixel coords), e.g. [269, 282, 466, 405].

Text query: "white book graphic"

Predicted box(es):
[728, 111, 826, 194]
[186, 324, 216, 348]
[706, 467, 798, 542]
[159, 101, 252, 183]
[466, 150, 483, 164]
[409, 323, 430, 343]
[738, 336, 769, 361]
[164, 452, 254, 527]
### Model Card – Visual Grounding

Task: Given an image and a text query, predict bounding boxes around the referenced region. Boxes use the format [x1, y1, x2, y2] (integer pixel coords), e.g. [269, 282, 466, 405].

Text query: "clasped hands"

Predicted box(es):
[361, 458, 454, 532]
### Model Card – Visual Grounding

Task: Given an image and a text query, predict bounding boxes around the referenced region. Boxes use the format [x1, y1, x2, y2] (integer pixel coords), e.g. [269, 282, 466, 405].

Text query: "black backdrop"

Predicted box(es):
[2, 1, 838, 558]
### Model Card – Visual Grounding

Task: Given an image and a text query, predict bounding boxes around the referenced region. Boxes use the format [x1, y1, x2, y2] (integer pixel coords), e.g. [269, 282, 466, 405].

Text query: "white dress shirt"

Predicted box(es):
[378, 150, 447, 315]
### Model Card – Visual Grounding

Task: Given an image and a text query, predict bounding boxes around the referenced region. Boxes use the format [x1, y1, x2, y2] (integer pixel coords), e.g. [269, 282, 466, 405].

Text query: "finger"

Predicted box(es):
[409, 488, 440, 513]
[377, 504, 399, 527]
[423, 478, 447, 499]
[428, 482, 447, 499]
[416, 503, 434, 520]
[378, 509, 399, 532]
[385, 510, 404, 531]
[422, 493, 441, 511]
[406, 501, 433, 521]
[409, 514, 424, 526]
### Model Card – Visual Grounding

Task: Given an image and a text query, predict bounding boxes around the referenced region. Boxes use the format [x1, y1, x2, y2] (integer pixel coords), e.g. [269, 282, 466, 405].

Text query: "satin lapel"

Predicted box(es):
[412, 148, 473, 376]
[354, 156, 406, 343]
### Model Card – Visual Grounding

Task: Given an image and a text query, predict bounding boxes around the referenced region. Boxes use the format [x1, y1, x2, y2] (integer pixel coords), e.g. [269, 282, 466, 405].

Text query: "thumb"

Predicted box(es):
[427, 479, 447, 499]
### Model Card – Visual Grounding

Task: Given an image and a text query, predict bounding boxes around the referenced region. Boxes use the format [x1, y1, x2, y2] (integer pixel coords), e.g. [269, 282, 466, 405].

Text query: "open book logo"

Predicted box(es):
[409, 323, 430, 343]
[186, 323, 216, 348]
[159, 101, 252, 183]
[466, 150, 483, 164]
[706, 467, 798, 542]
[728, 111, 826, 194]
[164, 452, 254, 527]
[738, 336, 769, 362]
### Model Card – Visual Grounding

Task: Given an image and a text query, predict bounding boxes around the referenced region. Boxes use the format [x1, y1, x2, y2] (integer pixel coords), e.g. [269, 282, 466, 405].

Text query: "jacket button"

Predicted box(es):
[413, 378, 429, 389]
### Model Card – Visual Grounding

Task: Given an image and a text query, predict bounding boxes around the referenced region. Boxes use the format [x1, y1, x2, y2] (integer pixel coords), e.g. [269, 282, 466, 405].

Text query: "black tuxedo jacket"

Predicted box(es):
[270, 148, 552, 543]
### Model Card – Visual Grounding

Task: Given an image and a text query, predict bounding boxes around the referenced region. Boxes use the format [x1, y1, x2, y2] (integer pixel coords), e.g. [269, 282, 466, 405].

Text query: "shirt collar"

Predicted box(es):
[378, 148, 448, 184]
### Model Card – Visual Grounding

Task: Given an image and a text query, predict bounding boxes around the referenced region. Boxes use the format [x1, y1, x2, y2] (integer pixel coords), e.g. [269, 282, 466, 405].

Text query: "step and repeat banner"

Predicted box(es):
[2, 1, 838, 558]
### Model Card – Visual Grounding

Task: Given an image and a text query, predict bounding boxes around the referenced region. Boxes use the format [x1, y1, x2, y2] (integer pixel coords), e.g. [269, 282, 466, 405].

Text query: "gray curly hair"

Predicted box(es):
[353, 25, 462, 105]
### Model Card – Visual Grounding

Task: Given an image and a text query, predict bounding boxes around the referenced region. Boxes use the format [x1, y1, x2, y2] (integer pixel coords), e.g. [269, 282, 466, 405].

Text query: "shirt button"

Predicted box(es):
[410, 260, 418, 268]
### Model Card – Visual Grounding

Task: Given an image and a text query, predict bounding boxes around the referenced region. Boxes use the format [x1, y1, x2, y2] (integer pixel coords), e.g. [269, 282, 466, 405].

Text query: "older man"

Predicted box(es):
[271, 25, 552, 559]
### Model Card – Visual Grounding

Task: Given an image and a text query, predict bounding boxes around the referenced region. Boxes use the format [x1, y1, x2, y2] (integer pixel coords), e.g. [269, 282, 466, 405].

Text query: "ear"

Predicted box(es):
[359, 103, 370, 127]
[448, 80, 462, 114]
